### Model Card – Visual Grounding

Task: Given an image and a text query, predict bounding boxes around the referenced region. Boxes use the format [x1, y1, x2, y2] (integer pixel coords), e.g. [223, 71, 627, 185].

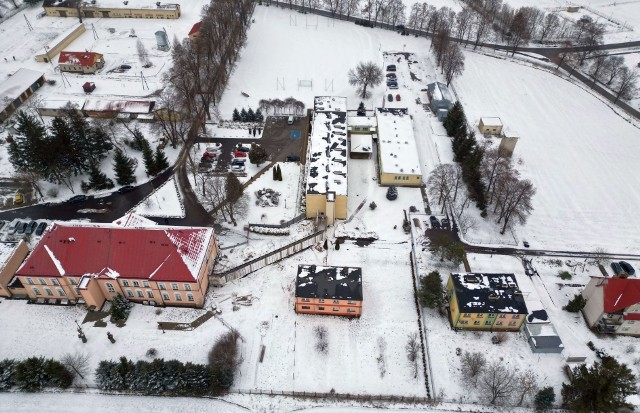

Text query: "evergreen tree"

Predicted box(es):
[357, 101, 366, 115]
[249, 145, 268, 166]
[535, 387, 555, 412]
[112, 148, 137, 186]
[8, 111, 47, 175]
[182, 362, 211, 395]
[240, 108, 248, 122]
[563, 294, 587, 312]
[276, 164, 282, 181]
[418, 271, 445, 309]
[142, 141, 157, 177]
[255, 108, 264, 122]
[163, 359, 185, 393]
[247, 108, 255, 122]
[114, 356, 135, 390]
[154, 146, 169, 172]
[110, 295, 133, 323]
[88, 162, 114, 190]
[272, 164, 277, 180]
[14, 357, 48, 392]
[0, 359, 17, 390]
[43, 359, 72, 389]
[232, 108, 240, 122]
[130, 128, 148, 152]
[95, 360, 118, 390]
[562, 357, 636, 412]
[443, 101, 467, 138]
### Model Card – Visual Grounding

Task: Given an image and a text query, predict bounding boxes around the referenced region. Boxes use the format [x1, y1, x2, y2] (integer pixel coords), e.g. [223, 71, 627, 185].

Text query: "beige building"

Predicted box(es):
[305, 96, 348, 224]
[376, 108, 422, 187]
[581, 276, 640, 336]
[58, 51, 105, 74]
[15, 220, 218, 309]
[0, 240, 30, 298]
[295, 264, 363, 317]
[35, 23, 85, 63]
[499, 130, 519, 157]
[43, 0, 180, 19]
[0, 68, 46, 122]
[478, 117, 503, 135]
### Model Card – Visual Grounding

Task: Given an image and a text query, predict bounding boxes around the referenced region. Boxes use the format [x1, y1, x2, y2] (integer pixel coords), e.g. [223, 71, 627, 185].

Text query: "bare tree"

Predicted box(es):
[136, 39, 151, 67]
[509, 9, 530, 56]
[204, 175, 228, 220]
[603, 55, 625, 86]
[538, 13, 559, 43]
[461, 351, 486, 385]
[588, 55, 610, 87]
[431, 27, 451, 68]
[493, 172, 536, 234]
[456, 213, 476, 235]
[455, 8, 473, 45]
[344, 0, 360, 19]
[348, 61, 383, 99]
[577, 21, 604, 65]
[314, 325, 328, 354]
[480, 361, 517, 405]
[481, 147, 512, 204]
[406, 332, 420, 379]
[62, 352, 90, 382]
[154, 87, 192, 149]
[515, 369, 538, 406]
[323, 0, 344, 17]
[427, 163, 459, 211]
[442, 43, 465, 86]
[587, 247, 609, 266]
[613, 66, 639, 103]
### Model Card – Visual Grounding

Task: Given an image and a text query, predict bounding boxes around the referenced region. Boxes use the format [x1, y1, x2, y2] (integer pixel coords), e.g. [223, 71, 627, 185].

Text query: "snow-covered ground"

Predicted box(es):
[129, 177, 185, 218]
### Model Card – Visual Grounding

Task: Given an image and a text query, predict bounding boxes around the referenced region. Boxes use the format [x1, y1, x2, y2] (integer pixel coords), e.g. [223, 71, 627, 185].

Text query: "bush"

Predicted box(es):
[146, 348, 158, 358]
[418, 271, 445, 309]
[563, 294, 586, 313]
[0, 359, 17, 390]
[369, 201, 377, 210]
[208, 331, 240, 394]
[535, 386, 555, 411]
[110, 295, 133, 323]
[587, 341, 596, 351]
[558, 270, 572, 280]
[14, 357, 72, 392]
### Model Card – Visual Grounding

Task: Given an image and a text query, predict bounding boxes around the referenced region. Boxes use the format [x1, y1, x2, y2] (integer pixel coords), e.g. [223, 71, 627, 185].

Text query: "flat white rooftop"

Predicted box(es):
[376, 108, 421, 176]
[350, 134, 373, 154]
[480, 117, 502, 126]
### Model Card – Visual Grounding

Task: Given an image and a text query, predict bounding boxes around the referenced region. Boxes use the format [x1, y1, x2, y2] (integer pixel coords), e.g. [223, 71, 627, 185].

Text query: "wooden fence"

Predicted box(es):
[234, 388, 431, 403]
[210, 230, 324, 285]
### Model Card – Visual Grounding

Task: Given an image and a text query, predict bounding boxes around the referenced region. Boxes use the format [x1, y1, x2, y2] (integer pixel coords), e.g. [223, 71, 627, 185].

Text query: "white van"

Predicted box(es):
[287, 115, 294, 125]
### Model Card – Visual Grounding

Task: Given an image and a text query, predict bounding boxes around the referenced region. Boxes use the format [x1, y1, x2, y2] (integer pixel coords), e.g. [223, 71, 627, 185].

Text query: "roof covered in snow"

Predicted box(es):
[296, 264, 362, 301]
[0, 68, 44, 112]
[525, 323, 564, 349]
[0, 241, 23, 270]
[348, 115, 377, 128]
[450, 272, 528, 314]
[306, 96, 348, 195]
[58, 51, 102, 67]
[350, 134, 372, 154]
[427, 82, 453, 109]
[16, 222, 214, 283]
[525, 299, 550, 324]
[39, 97, 85, 110]
[43, 0, 179, 10]
[112, 213, 158, 228]
[480, 117, 502, 126]
[83, 99, 155, 114]
[376, 108, 421, 176]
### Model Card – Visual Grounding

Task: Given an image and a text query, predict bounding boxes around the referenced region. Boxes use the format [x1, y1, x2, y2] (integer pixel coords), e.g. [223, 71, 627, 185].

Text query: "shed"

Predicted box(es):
[426, 82, 453, 120]
[524, 323, 564, 354]
[478, 117, 503, 135]
[350, 134, 372, 159]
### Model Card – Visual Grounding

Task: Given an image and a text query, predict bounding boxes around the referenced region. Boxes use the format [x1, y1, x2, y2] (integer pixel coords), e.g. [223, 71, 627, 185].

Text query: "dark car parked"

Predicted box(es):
[611, 262, 623, 275]
[619, 261, 635, 276]
[429, 216, 441, 229]
[230, 159, 246, 166]
[386, 64, 396, 72]
[0, 221, 4, 231]
[68, 195, 88, 203]
[25, 221, 37, 235]
[286, 155, 301, 162]
[386, 186, 398, 201]
[16, 222, 28, 234]
[117, 185, 135, 194]
[200, 156, 215, 164]
[10, 221, 21, 234]
[387, 93, 393, 102]
[35, 222, 48, 236]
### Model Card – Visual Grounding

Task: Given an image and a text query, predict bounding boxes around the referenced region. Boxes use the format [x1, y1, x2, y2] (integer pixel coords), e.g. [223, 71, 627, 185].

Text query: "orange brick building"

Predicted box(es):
[295, 264, 362, 317]
[15, 222, 217, 309]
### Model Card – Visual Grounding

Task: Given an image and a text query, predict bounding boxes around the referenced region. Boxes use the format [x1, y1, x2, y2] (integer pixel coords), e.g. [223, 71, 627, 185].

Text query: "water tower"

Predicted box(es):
[155, 30, 169, 51]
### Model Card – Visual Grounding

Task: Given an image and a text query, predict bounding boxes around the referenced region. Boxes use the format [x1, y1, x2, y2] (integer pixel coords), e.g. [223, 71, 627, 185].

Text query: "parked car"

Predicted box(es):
[0, 221, 4, 231]
[120, 64, 132, 70]
[117, 185, 135, 194]
[233, 150, 247, 158]
[386, 64, 396, 71]
[10, 221, 21, 234]
[35, 222, 48, 236]
[286, 155, 301, 162]
[611, 262, 623, 275]
[236, 143, 254, 152]
[67, 195, 88, 204]
[25, 221, 37, 235]
[16, 222, 28, 234]
[395, 24, 406, 30]
[230, 158, 246, 166]
[230, 163, 245, 171]
[198, 162, 213, 170]
[429, 216, 441, 229]
[386, 72, 397, 78]
[396, 94, 401, 101]
[523, 240, 530, 248]
[619, 261, 635, 276]
[14, 193, 24, 204]
[201, 156, 215, 164]
[388, 82, 399, 90]
[386, 186, 398, 201]
[387, 93, 393, 102]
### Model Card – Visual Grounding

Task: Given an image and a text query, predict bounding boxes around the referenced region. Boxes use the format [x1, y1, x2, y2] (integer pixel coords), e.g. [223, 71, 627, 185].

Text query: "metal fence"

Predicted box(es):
[210, 230, 324, 285]
[248, 213, 306, 229]
[234, 388, 431, 403]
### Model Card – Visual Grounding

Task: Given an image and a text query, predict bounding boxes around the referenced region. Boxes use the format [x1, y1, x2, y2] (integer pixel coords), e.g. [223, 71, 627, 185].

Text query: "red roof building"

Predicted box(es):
[16, 222, 218, 309]
[58, 51, 105, 74]
[188, 21, 202, 42]
[582, 276, 640, 336]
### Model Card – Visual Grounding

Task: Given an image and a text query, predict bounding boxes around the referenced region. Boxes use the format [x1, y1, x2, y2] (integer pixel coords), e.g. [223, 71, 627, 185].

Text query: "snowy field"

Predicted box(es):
[454, 52, 640, 253]
[129, 177, 185, 218]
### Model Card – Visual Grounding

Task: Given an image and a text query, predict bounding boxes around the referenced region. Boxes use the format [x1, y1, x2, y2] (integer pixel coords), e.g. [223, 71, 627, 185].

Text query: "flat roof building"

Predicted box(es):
[305, 96, 348, 224]
[0, 68, 45, 122]
[43, 0, 181, 19]
[376, 108, 422, 187]
[426, 81, 454, 121]
[295, 264, 362, 317]
[478, 117, 503, 135]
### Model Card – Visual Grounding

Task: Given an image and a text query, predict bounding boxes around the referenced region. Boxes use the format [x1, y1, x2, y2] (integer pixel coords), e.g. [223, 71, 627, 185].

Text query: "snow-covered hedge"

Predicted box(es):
[249, 226, 290, 235]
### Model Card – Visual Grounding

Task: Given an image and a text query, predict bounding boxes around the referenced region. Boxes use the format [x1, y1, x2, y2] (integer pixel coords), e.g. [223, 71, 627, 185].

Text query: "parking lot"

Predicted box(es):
[196, 115, 308, 172]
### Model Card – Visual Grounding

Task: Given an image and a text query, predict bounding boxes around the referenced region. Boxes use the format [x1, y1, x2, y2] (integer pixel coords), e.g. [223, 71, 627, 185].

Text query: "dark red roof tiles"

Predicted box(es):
[602, 277, 640, 313]
[58, 51, 102, 67]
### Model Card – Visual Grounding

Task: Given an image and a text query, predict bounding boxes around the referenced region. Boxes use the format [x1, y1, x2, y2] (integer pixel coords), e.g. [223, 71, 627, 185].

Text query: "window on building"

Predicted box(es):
[301, 306, 310, 310]
[171, 283, 178, 291]
[158, 283, 166, 290]
[51, 279, 59, 286]
[39, 278, 46, 285]
[143, 281, 150, 288]
[162, 292, 170, 300]
[333, 307, 339, 311]
[106, 283, 115, 293]
[488, 313, 496, 318]
[476, 313, 483, 318]
[57, 288, 66, 296]
[126, 289, 133, 298]
[26, 277, 34, 285]
[133, 281, 139, 287]
[184, 284, 192, 291]
[147, 290, 154, 298]
[122, 280, 129, 287]
[513, 314, 520, 319]
[333, 300, 339, 304]
[174, 293, 182, 301]
[348, 300, 356, 304]
[473, 321, 480, 325]
[301, 298, 310, 302]
[485, 320, 492, 325]
[463, 313, 471, 318]
[32, 287, 41, 295]
[319, 299, 325, 303]
[496, 321, 503, 326]
[136, 290, 143, 298]
[45, 288, 53, 296]
[460, 320, 468, 325]
[498, 314, 506, 319]
[187, 294, 194, 302]
[69, 278, 77, 285]
[508, 321, 517, 326]
[347, 309, 355, 313]
[318, 306, 325, 310]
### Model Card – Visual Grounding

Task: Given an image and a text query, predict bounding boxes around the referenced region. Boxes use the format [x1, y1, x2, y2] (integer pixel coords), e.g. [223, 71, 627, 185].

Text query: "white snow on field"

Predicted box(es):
[455, 52, 640, 253]
[130, 177, 185, 218]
